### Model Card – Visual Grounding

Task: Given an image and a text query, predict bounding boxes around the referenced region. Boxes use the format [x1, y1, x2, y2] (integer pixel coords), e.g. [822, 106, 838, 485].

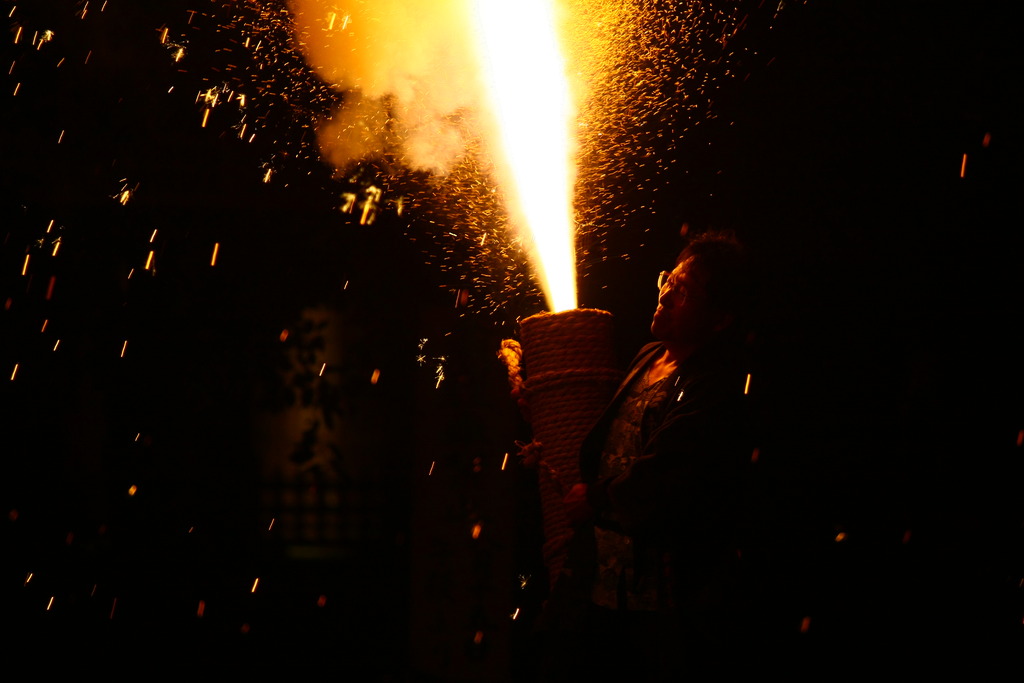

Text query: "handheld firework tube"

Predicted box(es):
[510, 308, 621, 590]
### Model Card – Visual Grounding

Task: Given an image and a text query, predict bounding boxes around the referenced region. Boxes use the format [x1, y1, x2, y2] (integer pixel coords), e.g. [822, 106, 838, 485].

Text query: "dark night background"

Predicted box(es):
[1, 0, 1020, 677]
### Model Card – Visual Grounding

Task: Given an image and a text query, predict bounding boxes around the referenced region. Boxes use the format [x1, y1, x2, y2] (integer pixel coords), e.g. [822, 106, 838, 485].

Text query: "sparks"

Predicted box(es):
[360, 186, 382, 225]
[210, 242, 220, 266]
[435, 357, 446, 388]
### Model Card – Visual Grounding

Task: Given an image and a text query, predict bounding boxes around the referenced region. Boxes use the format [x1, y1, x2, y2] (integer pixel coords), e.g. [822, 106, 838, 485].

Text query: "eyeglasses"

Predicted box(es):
[658, 269, 696, 306]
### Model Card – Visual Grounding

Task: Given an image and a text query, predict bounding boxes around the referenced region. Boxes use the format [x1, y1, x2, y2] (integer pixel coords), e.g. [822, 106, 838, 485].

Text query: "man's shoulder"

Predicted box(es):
[671, 343, 750, 410]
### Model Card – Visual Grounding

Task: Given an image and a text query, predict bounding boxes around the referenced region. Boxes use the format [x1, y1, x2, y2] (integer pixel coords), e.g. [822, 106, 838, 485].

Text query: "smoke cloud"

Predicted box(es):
[287, 0, 486, 174]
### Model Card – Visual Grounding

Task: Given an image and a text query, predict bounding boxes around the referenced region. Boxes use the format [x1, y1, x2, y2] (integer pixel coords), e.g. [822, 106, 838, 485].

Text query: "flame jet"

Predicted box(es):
[287, 0, 580, 312]
[471, 0, 579, 312]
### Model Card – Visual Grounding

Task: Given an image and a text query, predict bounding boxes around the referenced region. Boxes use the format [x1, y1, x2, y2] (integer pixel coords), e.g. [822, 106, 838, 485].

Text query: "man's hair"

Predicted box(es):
[675, 229, 751, 320]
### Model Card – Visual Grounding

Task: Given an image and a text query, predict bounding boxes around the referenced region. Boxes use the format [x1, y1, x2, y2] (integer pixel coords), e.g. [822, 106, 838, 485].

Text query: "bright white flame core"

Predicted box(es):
[472, 1, 578, 312]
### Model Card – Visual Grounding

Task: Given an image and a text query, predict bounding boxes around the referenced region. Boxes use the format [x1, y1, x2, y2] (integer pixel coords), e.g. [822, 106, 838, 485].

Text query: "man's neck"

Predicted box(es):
[649, 345, 691, 381]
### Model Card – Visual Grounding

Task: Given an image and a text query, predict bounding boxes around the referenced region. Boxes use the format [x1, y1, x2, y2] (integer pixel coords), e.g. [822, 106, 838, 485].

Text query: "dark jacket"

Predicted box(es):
[546, 336, 755, 634]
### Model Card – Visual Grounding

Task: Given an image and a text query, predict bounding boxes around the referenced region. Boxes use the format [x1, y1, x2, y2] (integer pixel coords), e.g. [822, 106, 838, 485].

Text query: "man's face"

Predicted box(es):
[650, 257, 723, 348]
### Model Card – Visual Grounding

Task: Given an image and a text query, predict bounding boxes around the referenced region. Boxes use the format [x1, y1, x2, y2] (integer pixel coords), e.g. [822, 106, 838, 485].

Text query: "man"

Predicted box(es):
[539, 229, 756, 679]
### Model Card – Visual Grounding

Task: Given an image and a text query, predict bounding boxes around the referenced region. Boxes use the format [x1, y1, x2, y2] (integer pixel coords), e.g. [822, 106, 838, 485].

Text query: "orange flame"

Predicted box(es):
[472, 1, 578, 311]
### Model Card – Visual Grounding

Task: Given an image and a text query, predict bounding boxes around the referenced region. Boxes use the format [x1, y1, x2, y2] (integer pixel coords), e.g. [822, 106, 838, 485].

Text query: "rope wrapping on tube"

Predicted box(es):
[500, 308, 621, 590]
